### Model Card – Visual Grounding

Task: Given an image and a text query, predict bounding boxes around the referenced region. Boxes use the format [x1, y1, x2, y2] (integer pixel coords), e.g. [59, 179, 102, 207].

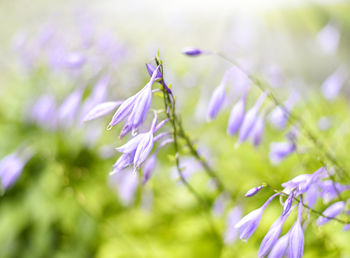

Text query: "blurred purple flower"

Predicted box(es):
[63, 52, 86, 69]
[269, 142, 296, 165]
[207, 69, 233, 120]
[317, 201, 345, 226]
[212, 192, 230, 217]
[0, 148, 33, 191]
[321, 67, 347, 101]
[58, 89, 83, 128]
[238, 92, 267, 143]
[318, 180, 350, 203]
[31, 94, 57, 130]
[250, 110, 265, 147]
[235, 193, 279, 241]
[224, 206, 243, 245]
[109, 169, 138, 206]
[227, 93, 246, 136]
[316, 22, 340, 54]
[83, 101, 121, 122]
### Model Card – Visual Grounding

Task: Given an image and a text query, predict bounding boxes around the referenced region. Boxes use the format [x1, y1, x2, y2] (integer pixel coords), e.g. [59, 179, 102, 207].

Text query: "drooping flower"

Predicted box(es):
[58, 88, 83, 128]
[108, 169, 138, 206]
[207, 68, 233, 120]
[321, 66, 346, 101]
[238, 92, 267, 143]
[142, 154, 157, 185]
[235, 193, 279, 241]
[227, 92, 246, 136]
[318, 180, 350, 203]
[258, 209, 292, 257]
[250, 110, 265, 147]
[224, 206, 243, 245]
[107, 65, 159, 132]
[83, 101, 122, 122]
[317, 201, 345, 226]
[0, 148, 33, 191]
[145, 63, 172, 94]
[287, 200, 304, 258]
[316, 22, 340, 54]
[212, 192, 230, 217]
[269, 141, 296, 165]
[268, 234, 289, 258]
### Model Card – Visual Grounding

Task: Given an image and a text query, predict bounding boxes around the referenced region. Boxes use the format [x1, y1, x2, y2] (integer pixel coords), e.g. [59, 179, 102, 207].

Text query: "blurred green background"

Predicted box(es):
[1, 1, 350, 257]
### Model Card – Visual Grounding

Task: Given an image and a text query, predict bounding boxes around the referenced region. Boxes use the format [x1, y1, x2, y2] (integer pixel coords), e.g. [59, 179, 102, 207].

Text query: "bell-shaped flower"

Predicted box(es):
[258, 209, 292, 257]
[238, 92, 267, 143]
[108, 65, 159, 130]
[287, 201, 304, 258]
[269, 141, 296, 165]
[227, 93, 246, 136]
[268, 234, 289, 258]
[319, 180, 350, 203]
[0, 147, 33, 191]
[142, 154, 157, 185]
[83, 101, 121, 122]
[250, 110, 265, 147]
[317, 201, 345, 226]
[235, 193, 279, 241]
[321, 66, 346, 101]
[224, 206, 243, 245]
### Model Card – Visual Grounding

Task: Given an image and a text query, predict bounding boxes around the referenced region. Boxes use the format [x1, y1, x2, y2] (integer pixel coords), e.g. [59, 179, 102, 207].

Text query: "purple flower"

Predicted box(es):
[268, 234, 289, 258]
[316, 22, 340, 54]
[212, 193, 229, 217]
[207, 68, 233, 120]
[83, 101, 122, 122]
[235, 193, 279, 241]
[182, 47, 202, 56]
[304, 184, 318, 208]
[0, 148, 33, 191]
[258, 210, 292, 257]
[227, 93, 246, 136]
[63, 52, 86, 69]
[58, 89, 83, 128]
[321, 67, 346, 101]
[142, 154, 157, 185]
[112, 152, 135, 172]
[224, 206, 243, 245]
[343, 224, 350, 231]
[250, 111, 265, 147]
[317, 201, 345, 226]
[31, 94, 57, 130]
[283, 191, 295, 215]
[288, 200, 304, 258]
[245, 185, 264, 197]
[238, 92, 267, 143]
[109, 169, 138, 206]
[318, 180, 350, 203]
[269, 142, 296, 165]
[107, 65, 159, 131]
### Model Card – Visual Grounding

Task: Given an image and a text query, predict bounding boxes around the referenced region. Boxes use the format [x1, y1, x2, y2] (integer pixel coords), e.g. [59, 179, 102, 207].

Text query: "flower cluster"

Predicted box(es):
[235, 166, 350, 257]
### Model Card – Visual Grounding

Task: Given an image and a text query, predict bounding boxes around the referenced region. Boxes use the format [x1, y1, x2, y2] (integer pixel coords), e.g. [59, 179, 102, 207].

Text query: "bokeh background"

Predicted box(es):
[1, 0, 350, 257]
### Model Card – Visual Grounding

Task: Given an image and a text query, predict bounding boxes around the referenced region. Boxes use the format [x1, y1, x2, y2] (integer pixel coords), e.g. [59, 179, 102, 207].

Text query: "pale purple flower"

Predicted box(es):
[304, 184, 318, 208]
[31, 94, 57, 130]
[317, 201, 345, 226]
[182, 47, 202, 56]
[343, 224, 350, 231]
[0, 148, 33, 191]
[238, 92, 267, 143]
[142, 154, 157, 185]
[318, 180, 350, 203]
[250, 111, 265, 147]
[224, 206, 243, 245]
[269, 142, 296, 165]
[83, 101, 121, 122]
[63, 52, 85, 69]
[207, 84, 226, 120]
[268, 234, 289, 258]
[58, 89, 83, 127]
[109, 169, 138, 206]
[283, 191, 295, 215]
[288, 200, 304, 258]
[112, 152, 135, 172]
[321, 67, 347, 101]
[212, 193, 229, 217]
[235, 193, 279, 241]
[107, 65, 159, 132]
[316, 22, 340, 54]
[258, 210, 292, 257]
[145, 63, 171, 93]
[227, 93, 246, 136]
[269, 92, 298, 130]
[133, 132, 154, 169]
[245, 185, 264, 197]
